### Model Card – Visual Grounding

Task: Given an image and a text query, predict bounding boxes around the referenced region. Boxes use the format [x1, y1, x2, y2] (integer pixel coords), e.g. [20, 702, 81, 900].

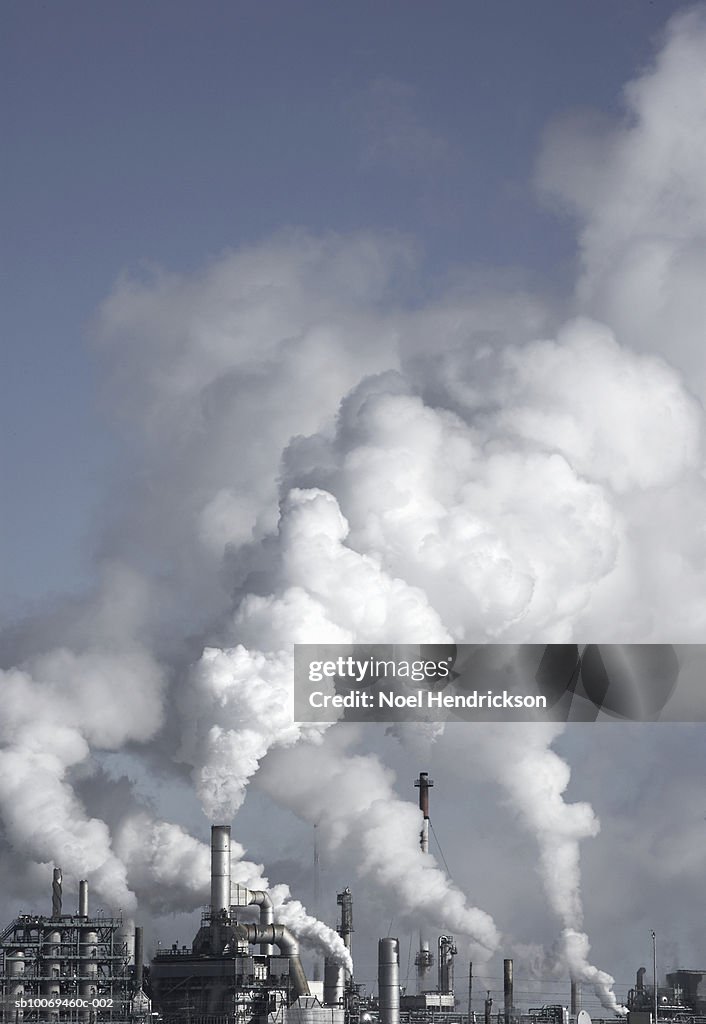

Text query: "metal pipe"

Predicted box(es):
[414, 774, 434, 993]
[211, 825, 231, 915]
[78, 880, 89, 918]
[52, 868, 62, 918]
[484, 993, 493, 1024]
[504, 959, 513, 1024]
[238, 923, 310, 1001]
[571, 980, 580, 1016]
[468, 962, 473, 1024]
[134, 926, 144, 991]
[247, 889, 274, 955]
[652, 931, 658, 1024]
[324, 959, 345, 1006]
[379, 938, 400, 1024]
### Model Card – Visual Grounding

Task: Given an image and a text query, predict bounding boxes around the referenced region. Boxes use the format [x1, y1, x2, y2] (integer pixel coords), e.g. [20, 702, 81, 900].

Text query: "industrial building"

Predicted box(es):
[0, 774, 703, 1024]
[0, 871, 147, 1023]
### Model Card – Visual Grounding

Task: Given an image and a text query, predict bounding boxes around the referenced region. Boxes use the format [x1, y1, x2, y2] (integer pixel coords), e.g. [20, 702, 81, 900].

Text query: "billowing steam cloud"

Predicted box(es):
[257, 730, 500, 959]
[0, 4, 705, 1008]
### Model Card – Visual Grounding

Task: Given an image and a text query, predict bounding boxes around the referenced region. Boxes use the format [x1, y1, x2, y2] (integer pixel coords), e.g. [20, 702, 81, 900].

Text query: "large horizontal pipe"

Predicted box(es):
[237, 923, 310, 1001]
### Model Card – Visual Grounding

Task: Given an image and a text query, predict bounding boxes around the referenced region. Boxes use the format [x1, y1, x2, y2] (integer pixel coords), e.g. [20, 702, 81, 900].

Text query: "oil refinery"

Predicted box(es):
[0, 775, 703, 1024]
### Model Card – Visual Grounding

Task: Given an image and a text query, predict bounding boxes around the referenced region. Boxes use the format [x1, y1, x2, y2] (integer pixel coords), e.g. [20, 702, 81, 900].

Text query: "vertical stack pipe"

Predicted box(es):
[484, 994, 493, 1024]
[135, 926, 144, 991]
[210, 825, 231, 913]
[52, 868, 62, 919]
[467, 962, 473, 1024]
[571, 981, 580, 1016]
[504, 959, 513, 1024]
[324, 960, 346, 1006]
[78, 880, 89, 918]
[211, 824, 231, 954]
[379, 938, 400, 1024]
[415, 772, 434, 993]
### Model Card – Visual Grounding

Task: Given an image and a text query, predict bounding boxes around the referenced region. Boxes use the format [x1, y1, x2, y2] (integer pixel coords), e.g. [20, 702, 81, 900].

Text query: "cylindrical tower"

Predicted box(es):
[52, 868, 62, 919]
[7, 950, 25, 1002]
[78, 880, 89, 918]
[484, 993, 493, 1024]
[210, 825, 231, 915]
[42, 930, 62, 997]
[324, 960, 345, 1006]
[135, 926, 144, 991]
[80, 930, 99, 1002]
[414, 772, 434, 992]
[379, 938, 400, 1024]
[571, 980, 581, 1016]
[504, 959, 513, 1024]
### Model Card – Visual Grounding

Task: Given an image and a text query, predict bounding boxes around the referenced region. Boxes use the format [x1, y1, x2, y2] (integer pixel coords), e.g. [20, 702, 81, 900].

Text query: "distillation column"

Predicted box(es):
[414, 772, 434, 992]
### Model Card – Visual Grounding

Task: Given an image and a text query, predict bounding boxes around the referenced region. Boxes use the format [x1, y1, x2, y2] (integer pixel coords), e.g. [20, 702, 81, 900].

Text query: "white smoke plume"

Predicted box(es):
[444, 724, 626, 1012]
[257, 730, 500, 960]
[0, 569, 166, 912]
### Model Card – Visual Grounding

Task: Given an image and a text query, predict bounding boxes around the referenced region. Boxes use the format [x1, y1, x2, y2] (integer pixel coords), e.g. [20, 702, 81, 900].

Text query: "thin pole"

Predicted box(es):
[468, 962, 473, 1024]
[652, 930, 658, 1024]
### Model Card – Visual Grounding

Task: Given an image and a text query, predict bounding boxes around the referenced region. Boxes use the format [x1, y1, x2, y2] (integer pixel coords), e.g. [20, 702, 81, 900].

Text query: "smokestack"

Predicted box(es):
[439, 935, 457, 995]
[485, 993, 493, 1024]
[78, 880, 88, 918]
[637, 968, 646, 993]
[468, 963, 473, 1024]
[379, 938, 400, 1024]
[415, 772, 434, 850]
[324, 959, 345, 1006]
[337, 888, 353, 951]
[135, 926, 144, 991]
[571, 980, 580, 1016]
[414, 772, 434, 992]
[52, 868, 62, 918]
[504, 959, 513, 1024]
[210, 825, 231, 915]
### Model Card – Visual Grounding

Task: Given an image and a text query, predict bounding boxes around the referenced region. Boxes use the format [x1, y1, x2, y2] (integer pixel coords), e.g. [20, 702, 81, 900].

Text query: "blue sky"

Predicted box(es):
[1, 0, 689, 609]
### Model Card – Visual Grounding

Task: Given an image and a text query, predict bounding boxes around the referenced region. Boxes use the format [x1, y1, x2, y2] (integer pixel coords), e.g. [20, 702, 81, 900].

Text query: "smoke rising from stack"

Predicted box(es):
[0, 5, 705, 998]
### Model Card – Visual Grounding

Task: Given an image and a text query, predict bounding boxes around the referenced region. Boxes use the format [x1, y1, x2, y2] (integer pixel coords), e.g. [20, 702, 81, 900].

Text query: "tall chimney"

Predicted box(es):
[504, 959, 513, 1024]
[571, 980, 580, 1016]
[134, 926, 144, 990]
[52, 868, 62, 918]
[379, 938, 400, 1024]
[414, 772, 434, 992]
[78, 880, 88, 918]
[210, 825, 231, 915]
